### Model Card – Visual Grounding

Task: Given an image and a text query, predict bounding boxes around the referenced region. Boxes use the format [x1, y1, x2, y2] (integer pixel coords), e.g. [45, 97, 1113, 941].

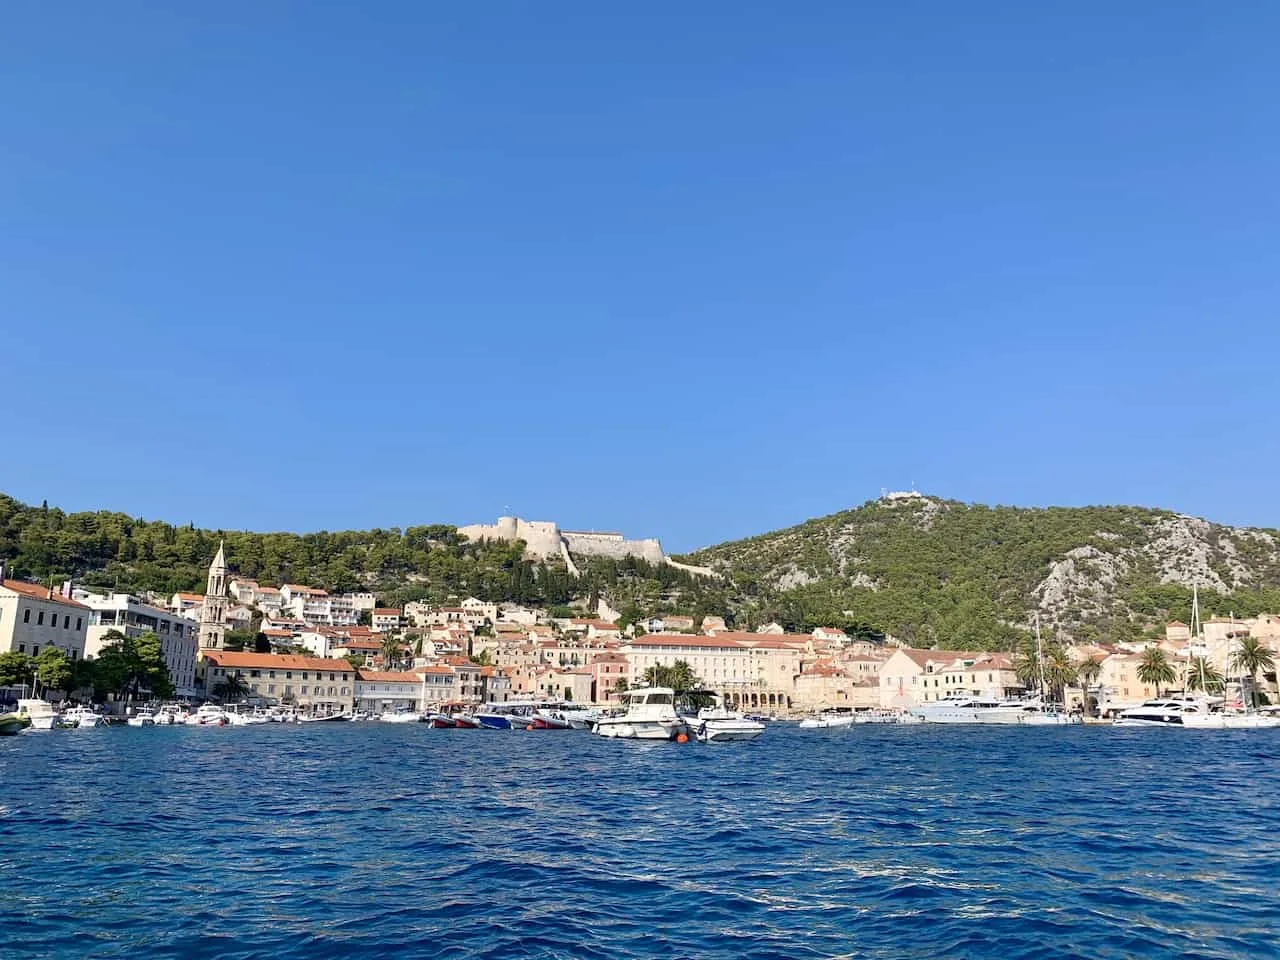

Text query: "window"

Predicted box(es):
[268, 684, 276, 694]
[250, 670, 261, 678]
[300, 686, 308, 695]
[286, 672, 293, 679]
[18, 644, 25, 653]
[37, 611, 44, 626]
[63, 615, 70, 629]
[269, 670, 276, 679]
[284, 685, 293, 695]
[32, 645, 39, 655]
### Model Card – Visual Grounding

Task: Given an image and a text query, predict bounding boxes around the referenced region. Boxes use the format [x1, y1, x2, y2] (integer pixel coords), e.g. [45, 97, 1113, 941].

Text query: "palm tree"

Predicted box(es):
[1045, 648, 1078, 704]
[1077, 658, 1101, 717]
[212, 674, 251, 703]
[1137, 648, 1176, 697]
[379, 635, 402, 670]
[1230, 637, 1276, 708]
[1185, 657, 1223, 693]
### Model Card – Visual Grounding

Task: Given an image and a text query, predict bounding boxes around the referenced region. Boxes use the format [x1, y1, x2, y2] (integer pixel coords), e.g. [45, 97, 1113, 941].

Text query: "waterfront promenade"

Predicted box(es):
[2, 724, 1278, 958]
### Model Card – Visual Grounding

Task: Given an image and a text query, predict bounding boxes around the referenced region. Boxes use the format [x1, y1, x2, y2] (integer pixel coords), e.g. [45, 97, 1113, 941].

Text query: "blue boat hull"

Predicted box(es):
[475, 714, 513, 730]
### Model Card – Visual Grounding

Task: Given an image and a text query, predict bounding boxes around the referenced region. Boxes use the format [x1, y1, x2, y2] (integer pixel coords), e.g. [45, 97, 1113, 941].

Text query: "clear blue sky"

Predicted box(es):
[4, 2, 1278, 552]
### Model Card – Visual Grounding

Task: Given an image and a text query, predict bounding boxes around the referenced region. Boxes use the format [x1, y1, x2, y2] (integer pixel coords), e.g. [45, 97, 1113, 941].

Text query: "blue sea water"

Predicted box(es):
[2, 723, 1279, 959]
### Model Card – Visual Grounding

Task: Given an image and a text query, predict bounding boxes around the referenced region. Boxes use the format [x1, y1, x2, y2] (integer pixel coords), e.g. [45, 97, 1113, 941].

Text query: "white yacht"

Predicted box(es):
[185, 705, 230, 726]
[1181, 711, 1280, 730]
[16, 698, 60, 731]
[155, 705, 188, 725]
[1113, 696, 1215, 727]
[590, 687, 689, 740]
[378, 710, 422, 723]
[62, 706, 104, 729]
[692, 697, 765, 742]
[912, 695, 1027, 724]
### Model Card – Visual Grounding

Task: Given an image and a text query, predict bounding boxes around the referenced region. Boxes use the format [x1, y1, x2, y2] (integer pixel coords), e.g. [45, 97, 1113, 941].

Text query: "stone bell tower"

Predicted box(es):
[198, 541, 229, 650]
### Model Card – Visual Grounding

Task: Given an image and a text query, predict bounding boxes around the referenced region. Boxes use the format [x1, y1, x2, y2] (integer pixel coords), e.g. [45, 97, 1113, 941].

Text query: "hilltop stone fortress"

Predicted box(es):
[457, 516, 716, 578]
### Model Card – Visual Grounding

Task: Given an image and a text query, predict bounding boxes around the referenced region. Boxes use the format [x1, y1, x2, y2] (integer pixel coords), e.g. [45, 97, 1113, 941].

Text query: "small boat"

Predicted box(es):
[590, 687, 689, 741]
[693, 697, 765, 743]
[798, 712, 856, 729]
[378, 710, 422, 724]
[426, 713, 457, 728]
[531, 711, 573, 730]
[16, 698, 60, 731]
[451, 713, 480, 729]
[0, 712, 28, 736]
[474, 712, 514, 730]
[62, 706, 104, 729]
[299, 712, 348, 723]
[127, 709, 157, 727]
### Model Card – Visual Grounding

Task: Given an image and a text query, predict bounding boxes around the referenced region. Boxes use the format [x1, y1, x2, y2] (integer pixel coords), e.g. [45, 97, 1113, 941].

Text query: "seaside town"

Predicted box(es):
[2, 539, 1279, 734]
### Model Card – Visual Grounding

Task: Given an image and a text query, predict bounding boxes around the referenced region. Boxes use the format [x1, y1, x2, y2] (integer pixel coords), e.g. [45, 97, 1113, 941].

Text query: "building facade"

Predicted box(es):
[80, 591, 199, 696]
[0, 572, 90, 661]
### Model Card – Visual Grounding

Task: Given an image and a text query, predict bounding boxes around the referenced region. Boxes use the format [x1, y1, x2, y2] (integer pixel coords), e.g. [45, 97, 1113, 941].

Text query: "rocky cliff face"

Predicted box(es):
[686, 495, 1280, 644]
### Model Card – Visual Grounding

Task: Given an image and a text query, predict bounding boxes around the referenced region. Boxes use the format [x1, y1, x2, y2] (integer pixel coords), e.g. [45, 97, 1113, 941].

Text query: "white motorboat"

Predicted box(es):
[798, 712, 857, 729]
[62, 706, 104, 728]
[1113, 696, 1216, 727]
[543, 704, 599, 730]
[185, 704, 230, 726]
[127, 709, 157, 727]
[590, 687, 689, 740]
[693, 697, 765, 742]
[16, 698, 60, 731]
[154, 705, 188, 725]
[1180, 708, 1280, 729]
[378, 710, 422, 723]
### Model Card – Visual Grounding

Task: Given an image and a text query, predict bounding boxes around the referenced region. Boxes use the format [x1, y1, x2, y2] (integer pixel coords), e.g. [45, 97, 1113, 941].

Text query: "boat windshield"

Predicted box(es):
[645, 693, 673, 705]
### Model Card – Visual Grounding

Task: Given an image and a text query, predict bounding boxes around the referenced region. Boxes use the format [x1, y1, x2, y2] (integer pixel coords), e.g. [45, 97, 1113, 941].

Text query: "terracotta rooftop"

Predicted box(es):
[356, 669, 421, 683]
[202, 651, 354, 671]
[2, 580, 90, 609]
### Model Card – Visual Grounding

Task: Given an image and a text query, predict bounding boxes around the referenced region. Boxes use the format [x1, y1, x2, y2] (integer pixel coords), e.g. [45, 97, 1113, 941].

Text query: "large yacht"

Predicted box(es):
[1113, 696, 1215, 727]
[912, 695, 1028, 724]
[16, 698, 60, 730]
[590, 687, 689, 740]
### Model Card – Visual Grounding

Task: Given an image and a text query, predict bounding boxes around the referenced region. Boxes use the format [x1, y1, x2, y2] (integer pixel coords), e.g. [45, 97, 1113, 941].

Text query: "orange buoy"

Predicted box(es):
[526, 724, 534, 731]
[676, 732, 689, 744]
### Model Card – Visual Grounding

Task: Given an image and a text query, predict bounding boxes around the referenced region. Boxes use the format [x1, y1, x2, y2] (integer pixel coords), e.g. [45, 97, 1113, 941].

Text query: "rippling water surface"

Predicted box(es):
[2, 723, 1279, 958]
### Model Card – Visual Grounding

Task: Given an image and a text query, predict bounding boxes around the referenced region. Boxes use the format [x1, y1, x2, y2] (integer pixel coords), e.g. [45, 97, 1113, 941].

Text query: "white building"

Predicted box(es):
[0, 568, 90, 662]
[79, 591, 199, 696]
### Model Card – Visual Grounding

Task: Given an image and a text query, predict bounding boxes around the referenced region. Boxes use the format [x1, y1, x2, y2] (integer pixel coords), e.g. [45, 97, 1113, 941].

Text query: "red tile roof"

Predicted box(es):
[629, 633, 744, 649]
[202, 651, 354, 672]
[1, 580, 89, 609]
[356, 669, 421, 683]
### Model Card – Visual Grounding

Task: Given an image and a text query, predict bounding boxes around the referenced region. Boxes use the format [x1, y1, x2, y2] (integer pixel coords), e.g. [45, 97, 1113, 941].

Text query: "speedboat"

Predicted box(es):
[531, 711, 572, 730]
[185, 705, 230, 726]
[16, 698, 60, 731]
[426, 713, 456, 728]
[62, 706, 104, 728]
[1113, 696, 1214, 727]
[590, 687, 689, 741]
[474, 711, 514, 730]
[798, 712, 856, 729]
[0, 712, 27, 735]
[299, 712, 348, 723]
[693, 697, 765, 742]
[127, 709, 157, 727]
[451, 713, 480, 729]
[1180, 705, 1280, 729]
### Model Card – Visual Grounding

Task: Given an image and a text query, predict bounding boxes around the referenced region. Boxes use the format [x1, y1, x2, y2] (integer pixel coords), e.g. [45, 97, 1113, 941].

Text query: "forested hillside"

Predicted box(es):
[7, 491, 1280, 650]
[684, 494, 1280, 648]
[0, 494, 721, 614]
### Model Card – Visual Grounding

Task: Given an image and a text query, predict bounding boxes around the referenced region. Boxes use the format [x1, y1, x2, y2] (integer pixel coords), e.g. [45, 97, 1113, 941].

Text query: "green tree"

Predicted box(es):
[1230, 637, 1276, 708]
[613, 677, 629, 695]
[93, 631, 173, 702]
[343, 653, 366, 671]
[0, 651, 35, 690]
[1137, 647, 1176, 696]
[35, 647, 72, 695]
[470, 648, 493, 667]
[223, 629, 255, 653]
[1185, 656, 1224, 693]
[642, 659, 701, 692]
[212, 674, 250, 703]
[379, 634, 402, 669]
[1044, 648, 1078, 703]
[252, 632, 271, 654]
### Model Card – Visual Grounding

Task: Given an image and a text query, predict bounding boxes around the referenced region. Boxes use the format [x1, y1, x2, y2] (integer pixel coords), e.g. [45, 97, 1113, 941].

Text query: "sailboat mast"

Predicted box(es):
[1192, 584, 1206, 693]
[1035, 612, 1047, 701]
